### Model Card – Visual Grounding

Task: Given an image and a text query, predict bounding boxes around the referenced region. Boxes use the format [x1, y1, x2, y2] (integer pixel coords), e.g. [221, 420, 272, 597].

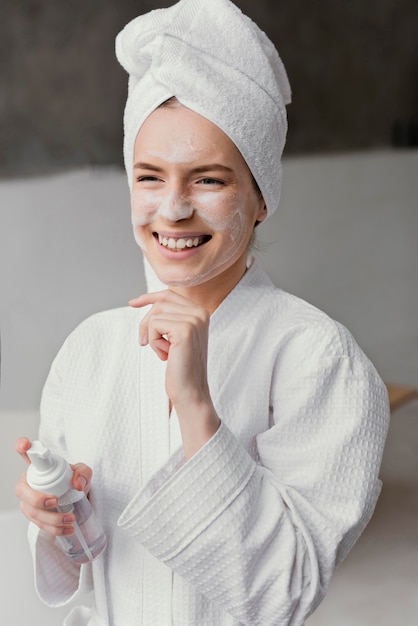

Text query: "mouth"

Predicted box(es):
[154, 232, 211, 251]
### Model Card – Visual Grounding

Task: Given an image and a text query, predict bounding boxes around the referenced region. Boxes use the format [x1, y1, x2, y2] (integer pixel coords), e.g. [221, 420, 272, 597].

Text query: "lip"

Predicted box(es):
[152, 231, 211, 259]
[154, 230, 210, 239]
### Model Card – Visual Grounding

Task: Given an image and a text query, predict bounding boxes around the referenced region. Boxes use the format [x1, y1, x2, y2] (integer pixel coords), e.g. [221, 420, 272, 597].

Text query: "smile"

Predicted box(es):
[155, 233, 211, 250]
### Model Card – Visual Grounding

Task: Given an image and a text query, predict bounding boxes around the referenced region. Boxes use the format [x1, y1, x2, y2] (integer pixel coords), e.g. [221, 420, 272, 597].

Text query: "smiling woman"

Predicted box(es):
[14, 1, 389, 625]
[130, 102, 266, 308]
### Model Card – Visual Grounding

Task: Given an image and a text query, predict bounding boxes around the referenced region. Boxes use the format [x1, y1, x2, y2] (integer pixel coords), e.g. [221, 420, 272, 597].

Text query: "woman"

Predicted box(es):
[15, 1, 389, 624]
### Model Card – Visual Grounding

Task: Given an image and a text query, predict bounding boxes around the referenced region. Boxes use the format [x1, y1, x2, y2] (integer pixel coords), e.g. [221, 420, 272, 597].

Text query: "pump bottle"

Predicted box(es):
[27, 440, 107, 564]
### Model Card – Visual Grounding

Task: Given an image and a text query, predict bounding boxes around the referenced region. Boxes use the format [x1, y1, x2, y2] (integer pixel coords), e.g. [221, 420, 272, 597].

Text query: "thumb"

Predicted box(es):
[15, 437, 32, 465]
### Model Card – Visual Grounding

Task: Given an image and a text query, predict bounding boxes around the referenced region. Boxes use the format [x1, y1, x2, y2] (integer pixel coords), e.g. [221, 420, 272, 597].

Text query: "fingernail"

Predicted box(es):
[63, 527, 74, 536]
[44, 498, 57, 509]
[78, 476, 87, 490]
[63, 515, 75, 524]
[139, 329, 148, 346]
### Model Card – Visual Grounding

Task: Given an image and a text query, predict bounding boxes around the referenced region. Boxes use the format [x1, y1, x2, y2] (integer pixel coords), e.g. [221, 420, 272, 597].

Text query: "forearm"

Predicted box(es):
[174, 397, 221, 460]
[118, 423, 321, 625]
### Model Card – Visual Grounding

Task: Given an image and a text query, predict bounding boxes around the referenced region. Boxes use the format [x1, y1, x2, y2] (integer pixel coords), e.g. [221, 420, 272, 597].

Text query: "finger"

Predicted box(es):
[136, 296, 173, 345]
[15, 474, 58, 510]
[140, 304, 208, 345]
[19, 500, 76, 537]
[70, 463, 92, 493]
[129, 290, 167, 308]
[129, 289, 199, 309]
[139, 311, 170, 358]
[15, 437, 32, 466]
[139, 301, 186, 346]
[149, 337, 170, 361]
[139, 306, 178, 346]
[147, 315, 200, 362]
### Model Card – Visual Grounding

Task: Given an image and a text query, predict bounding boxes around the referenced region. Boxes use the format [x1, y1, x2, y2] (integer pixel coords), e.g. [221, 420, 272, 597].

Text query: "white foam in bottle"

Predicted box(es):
[27, 441, 107, 564]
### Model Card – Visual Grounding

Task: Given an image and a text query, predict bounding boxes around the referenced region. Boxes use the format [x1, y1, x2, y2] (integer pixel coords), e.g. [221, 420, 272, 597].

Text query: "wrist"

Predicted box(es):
[174, 398, 221, 460]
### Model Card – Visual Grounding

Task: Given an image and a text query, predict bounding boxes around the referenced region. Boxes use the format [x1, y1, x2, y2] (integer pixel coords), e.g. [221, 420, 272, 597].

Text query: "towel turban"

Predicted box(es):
[116, 0, 291, 217]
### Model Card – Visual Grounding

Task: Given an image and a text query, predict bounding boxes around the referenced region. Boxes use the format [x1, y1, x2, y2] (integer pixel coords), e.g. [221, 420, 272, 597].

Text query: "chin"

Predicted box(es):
[157, 273, 204, 288]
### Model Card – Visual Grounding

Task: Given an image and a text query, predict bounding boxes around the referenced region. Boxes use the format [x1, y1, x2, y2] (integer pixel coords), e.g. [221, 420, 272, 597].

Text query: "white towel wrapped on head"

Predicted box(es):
[116, 0, 291, 217]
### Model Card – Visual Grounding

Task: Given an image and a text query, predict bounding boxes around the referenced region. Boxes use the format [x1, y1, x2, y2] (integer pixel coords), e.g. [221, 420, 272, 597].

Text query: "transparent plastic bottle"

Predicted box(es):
[27, 440, 107, 564]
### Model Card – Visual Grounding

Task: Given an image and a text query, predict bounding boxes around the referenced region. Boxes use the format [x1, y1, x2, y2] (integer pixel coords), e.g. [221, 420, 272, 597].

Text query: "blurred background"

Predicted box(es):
[0, 1, 417, 624]
[1, 0, 417, 177]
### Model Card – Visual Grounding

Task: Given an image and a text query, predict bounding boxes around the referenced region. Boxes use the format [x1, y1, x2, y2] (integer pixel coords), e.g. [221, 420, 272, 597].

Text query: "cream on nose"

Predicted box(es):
[158, 191, 194, 221]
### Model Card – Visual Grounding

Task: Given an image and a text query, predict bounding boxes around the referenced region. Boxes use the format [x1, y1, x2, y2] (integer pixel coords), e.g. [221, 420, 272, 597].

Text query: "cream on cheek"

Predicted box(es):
[130, 183, 253, 287]
[131, 189, 160, 226]
[130, 189, 160, 250]
[165, 195, 251, 287]
[194, 192, 246, 241]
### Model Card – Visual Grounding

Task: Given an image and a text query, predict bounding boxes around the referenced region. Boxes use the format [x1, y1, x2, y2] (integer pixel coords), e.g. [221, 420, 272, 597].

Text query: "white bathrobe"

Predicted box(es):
[29, 258, 389, 626]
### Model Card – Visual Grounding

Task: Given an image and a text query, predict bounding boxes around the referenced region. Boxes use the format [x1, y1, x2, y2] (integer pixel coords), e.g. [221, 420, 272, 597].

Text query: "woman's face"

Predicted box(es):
[131, 103, 266, 291]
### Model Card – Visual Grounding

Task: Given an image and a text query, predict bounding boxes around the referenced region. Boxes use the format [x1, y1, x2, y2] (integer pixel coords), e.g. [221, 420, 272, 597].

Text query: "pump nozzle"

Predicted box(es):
[27, 440, 73, 497]
[27, 440, 55, 472]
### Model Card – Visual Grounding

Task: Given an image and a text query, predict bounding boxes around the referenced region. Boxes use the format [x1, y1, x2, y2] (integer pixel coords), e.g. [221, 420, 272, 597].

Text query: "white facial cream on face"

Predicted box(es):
[131, 184, 252, 286]
[190, 192, 245, 240]
[131, 189, 195, 248]
[170, 197, 249, 287]
[131, 187, 245, 241]
[130, 103, 265, 288]
[157, 192, 194, 222]
[146, 134, 205, 164]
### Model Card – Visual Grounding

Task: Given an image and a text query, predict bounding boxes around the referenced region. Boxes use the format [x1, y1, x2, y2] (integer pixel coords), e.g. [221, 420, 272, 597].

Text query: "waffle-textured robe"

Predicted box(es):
[28, 259, 389, 625]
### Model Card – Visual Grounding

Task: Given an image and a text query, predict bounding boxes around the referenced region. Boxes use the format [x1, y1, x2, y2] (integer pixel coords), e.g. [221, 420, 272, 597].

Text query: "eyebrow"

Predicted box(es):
[133, 161, 234, 175]
[192, 164, 234, 175]
[133, 162, 164, 171]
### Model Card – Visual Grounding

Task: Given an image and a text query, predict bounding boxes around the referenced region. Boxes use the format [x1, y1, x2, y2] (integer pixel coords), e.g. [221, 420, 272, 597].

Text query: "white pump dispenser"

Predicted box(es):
[27, 441, 107, 564]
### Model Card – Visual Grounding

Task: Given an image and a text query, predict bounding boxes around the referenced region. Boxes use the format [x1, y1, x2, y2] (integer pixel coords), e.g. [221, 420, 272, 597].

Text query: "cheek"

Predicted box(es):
[227, 208, 247, 243]
[195, 194, 249, 243]
[130, 190, 160, 226]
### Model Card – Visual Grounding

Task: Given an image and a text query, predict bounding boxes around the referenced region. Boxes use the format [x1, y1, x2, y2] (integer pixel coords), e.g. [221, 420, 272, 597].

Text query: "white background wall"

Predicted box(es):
[1, 149, 417, 510]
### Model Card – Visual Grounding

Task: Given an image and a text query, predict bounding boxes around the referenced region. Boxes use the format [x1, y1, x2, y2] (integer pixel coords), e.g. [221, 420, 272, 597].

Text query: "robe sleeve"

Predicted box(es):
[27, 340, 91, 607]
[118, 323, 389, 626]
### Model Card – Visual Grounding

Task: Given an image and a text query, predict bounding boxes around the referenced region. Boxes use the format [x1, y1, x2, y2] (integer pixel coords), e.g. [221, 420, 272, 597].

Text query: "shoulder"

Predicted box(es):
[260, 288, 383, 392]
[70, 305, 141, 335]
[67, 305, 141, 343]
[269, 289, 355, 361]
[240, 263, 355, 362]
[53, 306, 142, 369]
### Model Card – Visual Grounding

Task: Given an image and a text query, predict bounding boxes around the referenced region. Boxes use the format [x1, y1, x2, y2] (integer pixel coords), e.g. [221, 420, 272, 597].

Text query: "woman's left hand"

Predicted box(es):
[129, 290, 220, 457]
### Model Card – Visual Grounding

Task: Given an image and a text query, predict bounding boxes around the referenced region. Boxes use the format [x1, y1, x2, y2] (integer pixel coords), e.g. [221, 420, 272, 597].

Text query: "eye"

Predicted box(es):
[136, 175, 161, 183]
[198, 177, 224, 186]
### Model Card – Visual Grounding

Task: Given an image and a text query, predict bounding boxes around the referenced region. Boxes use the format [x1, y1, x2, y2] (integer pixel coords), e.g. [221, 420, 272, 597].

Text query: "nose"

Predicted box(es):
[158, 190, 194, 222]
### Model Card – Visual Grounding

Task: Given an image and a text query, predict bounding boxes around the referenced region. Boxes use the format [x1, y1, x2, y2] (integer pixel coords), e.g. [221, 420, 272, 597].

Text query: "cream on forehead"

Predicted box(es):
[144, 134, 210, 164]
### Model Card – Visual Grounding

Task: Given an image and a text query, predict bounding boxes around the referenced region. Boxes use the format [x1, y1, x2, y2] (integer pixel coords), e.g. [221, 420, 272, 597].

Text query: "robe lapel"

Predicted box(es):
[139, 344, 173, 624]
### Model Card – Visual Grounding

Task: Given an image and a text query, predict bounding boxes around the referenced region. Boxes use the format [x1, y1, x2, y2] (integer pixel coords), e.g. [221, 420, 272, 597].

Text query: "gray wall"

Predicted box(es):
[1, 0, 417, 177]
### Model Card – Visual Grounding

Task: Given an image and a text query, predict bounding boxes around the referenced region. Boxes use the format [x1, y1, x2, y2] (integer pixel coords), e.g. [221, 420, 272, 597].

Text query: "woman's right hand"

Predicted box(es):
[15, 437, 92, 538]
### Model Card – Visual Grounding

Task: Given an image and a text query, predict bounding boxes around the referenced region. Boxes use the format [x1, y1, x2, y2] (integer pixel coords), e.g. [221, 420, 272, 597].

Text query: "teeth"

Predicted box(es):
[158, 234, 204, 250]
